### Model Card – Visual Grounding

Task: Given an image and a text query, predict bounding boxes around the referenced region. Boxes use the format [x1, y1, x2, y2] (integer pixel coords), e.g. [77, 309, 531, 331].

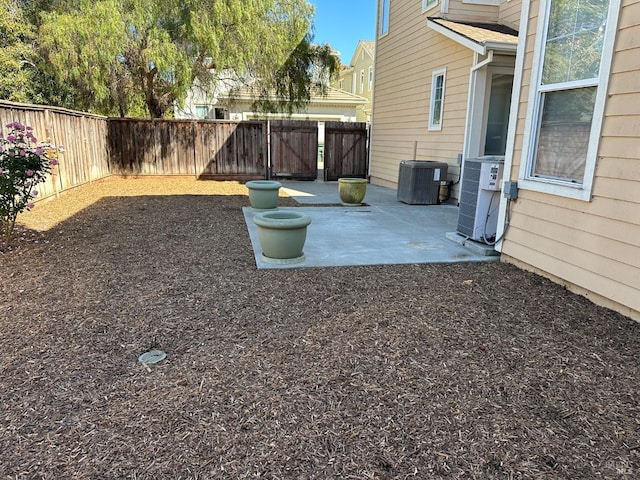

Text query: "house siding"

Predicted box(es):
[444, 0, 499, 23]
[333, 41, 375, 123]
[502, 0, 640, 319]
[351, 44, 375, 122]
[498, 0, 522, 30]
[337, 69, 355, 97]
[371, 0, 474, 191]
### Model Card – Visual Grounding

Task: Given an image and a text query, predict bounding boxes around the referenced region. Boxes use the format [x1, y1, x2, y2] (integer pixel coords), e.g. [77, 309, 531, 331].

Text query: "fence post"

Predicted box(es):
[44, 109, 60, 198]
[266, 120, 271, 180]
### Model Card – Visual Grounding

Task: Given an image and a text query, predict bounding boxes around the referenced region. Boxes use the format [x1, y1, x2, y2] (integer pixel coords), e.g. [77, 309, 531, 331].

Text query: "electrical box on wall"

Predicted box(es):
[503, 181, 519, 199]
[479, 162, 504, 191]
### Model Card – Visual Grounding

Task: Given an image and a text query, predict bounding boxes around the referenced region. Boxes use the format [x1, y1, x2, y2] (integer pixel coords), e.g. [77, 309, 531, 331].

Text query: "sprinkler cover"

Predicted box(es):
[138, 350, 167, 364]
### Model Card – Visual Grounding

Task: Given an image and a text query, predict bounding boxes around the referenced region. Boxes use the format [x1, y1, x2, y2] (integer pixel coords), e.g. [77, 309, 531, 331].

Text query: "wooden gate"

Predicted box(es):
[324, 121, 368, 181]
[269, 120, 318, 180]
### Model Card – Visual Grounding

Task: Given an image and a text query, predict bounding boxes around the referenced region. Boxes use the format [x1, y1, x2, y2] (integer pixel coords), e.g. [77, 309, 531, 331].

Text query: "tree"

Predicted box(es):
[38, 0, 338, 118]
[0, 0, 79, 107]
[244, 33, 340, 115]
[0, 0, 36, 102]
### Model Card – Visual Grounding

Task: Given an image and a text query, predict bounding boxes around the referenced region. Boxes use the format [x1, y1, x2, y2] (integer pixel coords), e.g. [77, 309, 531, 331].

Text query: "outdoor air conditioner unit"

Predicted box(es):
[457, 156, 504, 242]
[397, 160, 448, 205]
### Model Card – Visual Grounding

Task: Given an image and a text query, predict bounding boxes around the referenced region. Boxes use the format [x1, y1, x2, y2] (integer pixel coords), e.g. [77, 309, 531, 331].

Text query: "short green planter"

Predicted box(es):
[246, 180, 282, 210]
[253, 210, 312, 264]
[338, 178, 368, 206]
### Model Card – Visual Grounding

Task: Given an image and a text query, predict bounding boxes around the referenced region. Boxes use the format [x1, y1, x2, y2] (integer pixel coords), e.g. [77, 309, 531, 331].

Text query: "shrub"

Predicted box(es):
[0, 122, 62, 245]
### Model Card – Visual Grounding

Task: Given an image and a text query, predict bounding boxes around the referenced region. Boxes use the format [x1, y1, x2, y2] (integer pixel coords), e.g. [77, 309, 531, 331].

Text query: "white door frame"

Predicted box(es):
[463, 58, 515, 161]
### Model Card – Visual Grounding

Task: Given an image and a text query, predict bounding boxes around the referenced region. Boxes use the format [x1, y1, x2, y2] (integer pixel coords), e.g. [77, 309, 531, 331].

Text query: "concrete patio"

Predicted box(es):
[243, 179, 499, 269]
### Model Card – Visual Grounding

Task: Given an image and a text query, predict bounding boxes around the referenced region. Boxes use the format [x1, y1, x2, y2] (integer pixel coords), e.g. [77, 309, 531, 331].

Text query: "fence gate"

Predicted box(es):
[269, 120, 318, 180]
[324, 121, 368, 181]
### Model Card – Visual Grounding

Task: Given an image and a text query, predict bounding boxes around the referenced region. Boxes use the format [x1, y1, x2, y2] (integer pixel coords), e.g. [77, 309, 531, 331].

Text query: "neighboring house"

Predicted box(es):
[371, 0, 640, 321]
[216, 86, 367, 122]
[333, 40, 375, 122]
[176, 84, 367, 123]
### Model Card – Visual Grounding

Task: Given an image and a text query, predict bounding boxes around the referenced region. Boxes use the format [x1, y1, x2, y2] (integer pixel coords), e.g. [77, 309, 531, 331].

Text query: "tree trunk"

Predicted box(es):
[144, 68, 165, 118]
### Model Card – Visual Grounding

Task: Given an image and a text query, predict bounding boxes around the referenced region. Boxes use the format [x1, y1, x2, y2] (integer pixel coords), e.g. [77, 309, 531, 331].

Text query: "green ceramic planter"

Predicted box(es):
[338, 178, 367, 206]
[253, 211, 312, 264]
[246, 180, 282, 210]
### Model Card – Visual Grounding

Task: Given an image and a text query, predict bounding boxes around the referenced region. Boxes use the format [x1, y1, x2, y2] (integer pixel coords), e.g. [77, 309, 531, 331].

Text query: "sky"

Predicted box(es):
[309, 0, 378, 65]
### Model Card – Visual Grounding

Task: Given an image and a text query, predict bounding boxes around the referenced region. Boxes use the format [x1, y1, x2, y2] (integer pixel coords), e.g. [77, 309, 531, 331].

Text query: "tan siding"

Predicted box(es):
[592, 177, 640, 203]
[502, 244, 640, 314]
[506, 227, 639, 293]
[371, 0, 473, 192]
[600, 114, 640, 140]
[598, 135, 640, 160]
[509, 201, 640, 269]
[595, 156, 640, 181]
[608, 70, 640, 94]
[502, 0, 640, 319]
[603, 92, 640, 116]
[498, 0, 522, 30]
[444, 0, 500, 23]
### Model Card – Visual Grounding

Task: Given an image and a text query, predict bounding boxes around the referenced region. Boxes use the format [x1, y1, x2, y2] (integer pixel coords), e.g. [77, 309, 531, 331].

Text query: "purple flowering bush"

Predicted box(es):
[0, 122, 62, 244]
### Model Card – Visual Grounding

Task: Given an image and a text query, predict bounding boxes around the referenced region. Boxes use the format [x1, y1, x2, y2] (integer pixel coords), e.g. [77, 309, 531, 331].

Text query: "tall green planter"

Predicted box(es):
[246, 180, 282, 210]
[253, 211, 312, 264]
[338, 178, 367, 206]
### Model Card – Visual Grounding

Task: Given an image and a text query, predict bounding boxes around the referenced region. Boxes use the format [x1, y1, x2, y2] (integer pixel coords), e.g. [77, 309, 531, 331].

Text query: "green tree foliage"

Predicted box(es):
[38, 0, 338, 118]
[0, 0, 36, 102]
[245, 33, 340, 116]
[0, 0, 79, 107]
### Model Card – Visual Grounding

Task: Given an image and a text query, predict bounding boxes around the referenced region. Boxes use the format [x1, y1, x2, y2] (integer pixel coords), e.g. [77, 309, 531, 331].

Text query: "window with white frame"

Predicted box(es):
[521, 0, 619, 200]
[339, 79, 344, 90]
[422, 0, 438, 12]
[379, 0, 390, 36]
[429, 68, 446, 130]
[368, 66, 373, 90]
[360, 70, 365, 93]
[462, 0, 500, 6]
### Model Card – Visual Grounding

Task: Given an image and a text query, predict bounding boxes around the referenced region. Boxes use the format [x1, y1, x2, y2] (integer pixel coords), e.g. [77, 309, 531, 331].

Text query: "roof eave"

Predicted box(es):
[224, 96, 367, 106]
[426, 19, 518, 55]
[427, 18, 485, 55]
[484, 41, 518, 53]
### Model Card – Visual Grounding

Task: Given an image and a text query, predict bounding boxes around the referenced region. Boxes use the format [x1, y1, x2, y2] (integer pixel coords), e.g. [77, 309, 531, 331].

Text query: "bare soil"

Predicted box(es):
[1, 177, 638, 479]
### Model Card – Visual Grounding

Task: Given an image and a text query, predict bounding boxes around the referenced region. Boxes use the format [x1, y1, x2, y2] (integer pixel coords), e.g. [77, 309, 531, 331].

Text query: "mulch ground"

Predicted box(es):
[1, 177, 639, 479]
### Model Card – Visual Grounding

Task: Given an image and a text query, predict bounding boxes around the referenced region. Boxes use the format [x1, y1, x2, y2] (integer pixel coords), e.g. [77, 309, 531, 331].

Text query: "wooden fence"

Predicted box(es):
[1, 101, 369, 202]
[0, 101, 110, 199]
[108, 119, 267, 180]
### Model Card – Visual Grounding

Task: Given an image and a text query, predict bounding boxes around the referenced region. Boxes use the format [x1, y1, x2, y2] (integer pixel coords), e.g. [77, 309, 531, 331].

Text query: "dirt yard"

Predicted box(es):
[1, 177, 638, 479]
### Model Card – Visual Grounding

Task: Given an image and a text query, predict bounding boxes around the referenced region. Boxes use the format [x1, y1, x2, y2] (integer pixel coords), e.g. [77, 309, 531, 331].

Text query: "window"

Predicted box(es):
[195, 106, 209, 119]
[379, 0, 389, 36]
[429, 68, 446, 130]
[422, 0, 438, 12]
[462, 0, 500, 6]
[339, 79, 344, 90]
[368, 66, 373, 90]
[520, 0, 619, 200]
[360, 70, 365, 93]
